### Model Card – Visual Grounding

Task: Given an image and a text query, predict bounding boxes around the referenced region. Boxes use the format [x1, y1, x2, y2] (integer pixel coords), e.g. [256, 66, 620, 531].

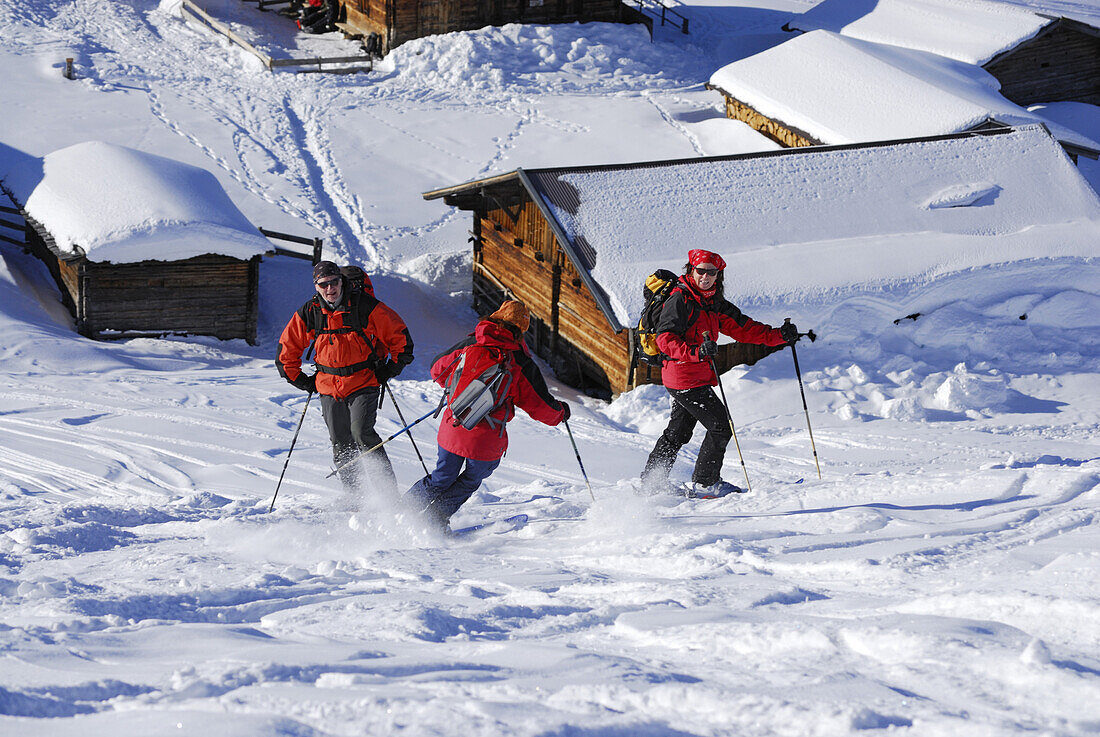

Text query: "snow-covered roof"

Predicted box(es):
[429, 126, 1100, 331]
[708, 31, 1099, 151]
[3, 141, 271, 264]
[787, 0, 1052, 65]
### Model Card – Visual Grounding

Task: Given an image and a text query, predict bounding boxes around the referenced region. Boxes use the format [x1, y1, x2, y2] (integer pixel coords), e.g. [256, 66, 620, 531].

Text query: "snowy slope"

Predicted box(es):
[0, 1, 1098, 736]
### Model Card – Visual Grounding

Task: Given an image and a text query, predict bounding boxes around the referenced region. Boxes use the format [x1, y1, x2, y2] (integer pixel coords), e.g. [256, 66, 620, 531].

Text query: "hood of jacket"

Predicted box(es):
[474, 318, 526, 353]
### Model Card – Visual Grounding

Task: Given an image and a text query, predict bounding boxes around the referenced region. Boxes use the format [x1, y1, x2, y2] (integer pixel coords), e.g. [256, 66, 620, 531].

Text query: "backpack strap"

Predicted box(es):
[482, 350, 514, 437]
[308, 292, 385, 377]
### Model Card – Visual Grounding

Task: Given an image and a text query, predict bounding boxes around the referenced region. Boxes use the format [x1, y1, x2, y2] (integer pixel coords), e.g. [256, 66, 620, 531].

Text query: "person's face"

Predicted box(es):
[692, 263, 719, 290]
[315, 276, 343, 303]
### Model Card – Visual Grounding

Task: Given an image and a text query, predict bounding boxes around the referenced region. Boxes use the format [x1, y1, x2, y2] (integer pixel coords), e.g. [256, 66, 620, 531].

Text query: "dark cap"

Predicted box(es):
[313, 260, 340, 283]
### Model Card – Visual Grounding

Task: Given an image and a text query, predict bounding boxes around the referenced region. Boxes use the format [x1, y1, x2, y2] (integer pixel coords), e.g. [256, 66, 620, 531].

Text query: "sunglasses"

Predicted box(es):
[694, 267, 719, 276]
[315, 278, 341, 289]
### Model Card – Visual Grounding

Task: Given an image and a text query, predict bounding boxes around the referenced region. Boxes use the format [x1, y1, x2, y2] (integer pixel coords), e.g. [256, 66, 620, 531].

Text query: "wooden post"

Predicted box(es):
[550, 251, 562, 354]
[311, 237, 323, 264]
[64, 58, 74, 80]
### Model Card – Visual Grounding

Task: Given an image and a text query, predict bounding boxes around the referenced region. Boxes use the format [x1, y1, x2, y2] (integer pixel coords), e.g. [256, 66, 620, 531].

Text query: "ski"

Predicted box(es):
[449, 513, 529, 538]
[670, 484, 745, 500]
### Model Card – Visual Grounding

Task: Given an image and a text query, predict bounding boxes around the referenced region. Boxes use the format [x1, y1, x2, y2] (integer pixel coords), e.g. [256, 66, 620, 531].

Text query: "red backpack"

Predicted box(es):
[443, 345, 513, 435]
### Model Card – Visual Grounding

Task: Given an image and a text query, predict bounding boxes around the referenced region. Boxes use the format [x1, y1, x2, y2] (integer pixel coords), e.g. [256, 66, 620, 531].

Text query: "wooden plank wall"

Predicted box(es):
[82, 256, 257, 343]
[343, 0, 390, 48]
[478, 202, 632, 396]
[343, 0, 625, 52]
[724, 95, 819, 148]
[23, 217, 80, 316]
[986, 25, 1100, 106]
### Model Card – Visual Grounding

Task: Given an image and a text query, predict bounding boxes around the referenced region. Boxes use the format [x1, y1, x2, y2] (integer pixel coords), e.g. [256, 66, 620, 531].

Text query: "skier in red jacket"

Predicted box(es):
[641, 249, 796, 496]
[277, 261, 413, 497]
[406, 301, 568, 531]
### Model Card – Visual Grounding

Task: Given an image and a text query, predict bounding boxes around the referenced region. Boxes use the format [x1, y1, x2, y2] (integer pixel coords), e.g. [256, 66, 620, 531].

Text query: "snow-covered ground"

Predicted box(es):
[0, 0, 1098, 735]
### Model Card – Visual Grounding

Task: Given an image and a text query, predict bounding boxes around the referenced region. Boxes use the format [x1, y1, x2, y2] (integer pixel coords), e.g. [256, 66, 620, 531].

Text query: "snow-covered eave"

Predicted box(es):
[707, 75, 1099, 154]
[705, 81, 824, 146]
[11, 192, 275, 265]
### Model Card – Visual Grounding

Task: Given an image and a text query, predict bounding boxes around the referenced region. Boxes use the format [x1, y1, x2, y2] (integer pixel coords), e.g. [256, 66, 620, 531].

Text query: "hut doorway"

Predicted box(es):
[418, 0, 460, 37]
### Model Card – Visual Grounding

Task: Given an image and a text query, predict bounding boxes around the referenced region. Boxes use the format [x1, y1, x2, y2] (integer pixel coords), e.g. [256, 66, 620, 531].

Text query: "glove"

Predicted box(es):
[697, 339, 719, 359]
[780, 321, 799, 343]
[558, 401, 570, 421]
[294, 372, 316, 393]
[375, 361, 401, 383]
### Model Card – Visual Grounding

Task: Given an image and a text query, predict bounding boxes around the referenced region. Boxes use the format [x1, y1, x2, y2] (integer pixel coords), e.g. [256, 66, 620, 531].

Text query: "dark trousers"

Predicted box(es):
[642, 386, 732, 487]
[320, 387, 397, 495]
[406, 448, 501, 526]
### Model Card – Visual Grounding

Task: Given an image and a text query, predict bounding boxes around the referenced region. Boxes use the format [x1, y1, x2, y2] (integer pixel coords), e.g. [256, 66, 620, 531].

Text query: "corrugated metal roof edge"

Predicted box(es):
[516, 168, 624, 333]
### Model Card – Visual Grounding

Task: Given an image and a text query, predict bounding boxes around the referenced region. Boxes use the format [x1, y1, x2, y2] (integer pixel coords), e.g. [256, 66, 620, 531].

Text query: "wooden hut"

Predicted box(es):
[983, 17, 1100, 107]
[784, 0, 1100, 106]
[707, 30, 1100, 158]
[339, 0, 643, 55]
[6, 142, 272, 344]
[424, 125, 1100, 398]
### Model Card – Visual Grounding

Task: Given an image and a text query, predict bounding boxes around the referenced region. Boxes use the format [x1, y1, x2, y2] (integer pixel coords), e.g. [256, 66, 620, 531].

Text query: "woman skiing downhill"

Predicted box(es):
[641, 249, 797, 496]
[406, 301, 568, 532]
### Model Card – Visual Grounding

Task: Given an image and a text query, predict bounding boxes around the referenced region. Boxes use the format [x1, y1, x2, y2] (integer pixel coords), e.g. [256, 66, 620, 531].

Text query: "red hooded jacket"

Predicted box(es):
[655, 276, 787, 390]
[431, 319, 566, 461]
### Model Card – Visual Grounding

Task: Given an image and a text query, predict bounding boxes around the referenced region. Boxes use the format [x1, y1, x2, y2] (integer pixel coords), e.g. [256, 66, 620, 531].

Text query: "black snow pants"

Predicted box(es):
[320, 387, 397, 496]
[641, 386, 732, 488]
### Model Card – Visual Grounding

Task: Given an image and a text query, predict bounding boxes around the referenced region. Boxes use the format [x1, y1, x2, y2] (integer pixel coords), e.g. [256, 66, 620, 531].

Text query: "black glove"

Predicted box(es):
[558, 401, 570, 421]
[375, 361, 401, 383]
[780, 321, 799, 343]
[293, 372, 316, 393]
[697, 340, 719, 359]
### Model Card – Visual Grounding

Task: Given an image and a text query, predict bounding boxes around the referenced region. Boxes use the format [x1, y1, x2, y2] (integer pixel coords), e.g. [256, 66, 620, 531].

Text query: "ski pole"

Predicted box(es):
[702, 332, 751, 493]
[784, 319, 822, 479]
[269, 390, 314, 513]
[325, 400, 443, 479]
[563, 418, 596, 501]
[386, 384, 430, 476]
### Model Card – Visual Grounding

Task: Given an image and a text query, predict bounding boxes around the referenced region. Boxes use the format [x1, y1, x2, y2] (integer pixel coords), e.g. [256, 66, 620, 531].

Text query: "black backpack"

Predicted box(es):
[635, 269, 679, 366]
[306, 266, 382, 376]
[340, 264, 374, 297]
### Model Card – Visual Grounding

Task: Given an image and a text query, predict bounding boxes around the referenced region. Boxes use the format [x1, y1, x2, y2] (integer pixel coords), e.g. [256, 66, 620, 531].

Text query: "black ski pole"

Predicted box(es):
[784, 319, 822, 479]
[563, 418, 595, 501]
[387, 384, 430, 476]
[702, 332, 751, 493]
[269, 390, 314, 513]
[326, 399, 443, 479]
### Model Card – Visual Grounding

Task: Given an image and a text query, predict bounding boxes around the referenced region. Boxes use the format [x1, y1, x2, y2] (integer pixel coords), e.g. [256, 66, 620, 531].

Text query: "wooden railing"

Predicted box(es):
[259, 228, 324, 263]
[0, 200, 26, 247]
[630, 0, 689, 34]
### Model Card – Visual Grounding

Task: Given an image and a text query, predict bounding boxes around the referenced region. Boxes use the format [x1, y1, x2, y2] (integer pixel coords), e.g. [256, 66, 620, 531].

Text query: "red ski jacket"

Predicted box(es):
[431, 319, 566, 462]
[655, 276, 787, 390]
[277, 289, 413, 399]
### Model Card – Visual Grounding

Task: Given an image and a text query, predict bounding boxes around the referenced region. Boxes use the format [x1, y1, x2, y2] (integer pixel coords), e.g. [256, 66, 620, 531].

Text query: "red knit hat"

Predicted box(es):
[688, 249, 726, 270]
